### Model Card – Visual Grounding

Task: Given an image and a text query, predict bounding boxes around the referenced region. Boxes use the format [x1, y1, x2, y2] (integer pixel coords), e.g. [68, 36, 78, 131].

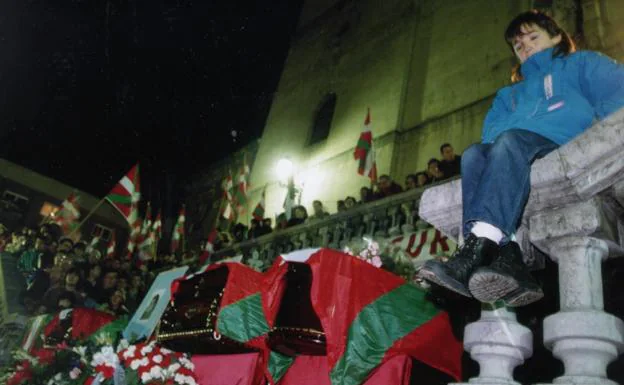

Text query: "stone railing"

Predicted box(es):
[211, 184, 444, 264]
[419, 108, 624, 385]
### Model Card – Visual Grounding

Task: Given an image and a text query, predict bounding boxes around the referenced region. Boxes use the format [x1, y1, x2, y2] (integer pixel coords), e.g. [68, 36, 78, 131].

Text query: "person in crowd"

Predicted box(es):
[276, 213, 288, 230]
[374, 174, 403, 199]
[257, 218, 273, 236]
[421, 10, 624, 307]
[231, 223, 248, 242]
[287, 205, 308, 227]
[248, 219, 261, 239]
[96, 269, 119, 304]
[359, 187, 375, 204]
[336, 200, 347, 213]
[42, 267, 84, 312]
[415, 171, 430, 187]
[438, 143, 462, 179]
[344, 196, 357, 209]
[307, 200, 330, 223]
[56, 291, 77, 311]
[426, 158, 445, 183]
[127, 275, 146, 312]
[82, 264, 102, 305]
[99, 289, 129, 316]
[57, 237, 73, 253]
[17, 233, 47, 284]
[405, 174, 418, 190]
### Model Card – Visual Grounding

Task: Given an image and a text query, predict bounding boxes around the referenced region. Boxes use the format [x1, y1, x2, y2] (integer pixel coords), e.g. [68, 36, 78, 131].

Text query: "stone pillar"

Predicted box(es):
[537, 237, 624, 385]
[453, 307, 532, 385]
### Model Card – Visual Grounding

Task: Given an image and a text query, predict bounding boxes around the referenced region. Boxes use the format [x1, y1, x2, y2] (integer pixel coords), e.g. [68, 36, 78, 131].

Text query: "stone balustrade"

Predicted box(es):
[211, 184, 436, 266]
[419, 108, 624, 385]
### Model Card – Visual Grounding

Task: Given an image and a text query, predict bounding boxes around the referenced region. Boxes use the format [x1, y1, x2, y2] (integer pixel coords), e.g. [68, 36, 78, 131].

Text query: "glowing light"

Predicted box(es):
[276, 158, 294, 181]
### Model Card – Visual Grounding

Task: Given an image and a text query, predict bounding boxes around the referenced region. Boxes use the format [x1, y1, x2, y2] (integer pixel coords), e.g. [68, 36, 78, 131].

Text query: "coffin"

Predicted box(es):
[156, 266, 254, 354]
[268, 262, 326, 356]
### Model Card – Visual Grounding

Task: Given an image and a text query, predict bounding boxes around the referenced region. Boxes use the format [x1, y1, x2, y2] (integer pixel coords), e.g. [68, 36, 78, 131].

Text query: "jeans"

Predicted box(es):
[462, 129, 559, 239]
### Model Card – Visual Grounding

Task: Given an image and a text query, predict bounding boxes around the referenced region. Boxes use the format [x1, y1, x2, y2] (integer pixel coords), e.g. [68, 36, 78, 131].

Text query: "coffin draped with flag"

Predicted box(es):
[171, 248, 463, 385]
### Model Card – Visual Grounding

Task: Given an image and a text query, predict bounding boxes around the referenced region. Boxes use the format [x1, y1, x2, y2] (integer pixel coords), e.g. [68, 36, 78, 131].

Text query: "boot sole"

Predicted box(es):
[502, 287, 544, 307]
[468, 268, 519, 303]
[419, 262, 472, 298]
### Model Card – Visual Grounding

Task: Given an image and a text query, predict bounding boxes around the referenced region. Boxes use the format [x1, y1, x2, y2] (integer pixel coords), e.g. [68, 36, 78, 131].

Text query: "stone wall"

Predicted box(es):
[240, 0, 624, 225]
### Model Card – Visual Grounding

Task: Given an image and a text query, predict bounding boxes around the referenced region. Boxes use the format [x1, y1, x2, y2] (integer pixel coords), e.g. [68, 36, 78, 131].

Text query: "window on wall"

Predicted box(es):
[1, 190, 29, 213]
[309, 93, 337, 145]
[92, 224, 112, 241]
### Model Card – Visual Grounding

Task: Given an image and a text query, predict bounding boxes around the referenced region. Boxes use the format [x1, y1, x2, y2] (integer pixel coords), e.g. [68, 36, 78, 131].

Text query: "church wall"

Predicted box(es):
[245, 0, 624, 225]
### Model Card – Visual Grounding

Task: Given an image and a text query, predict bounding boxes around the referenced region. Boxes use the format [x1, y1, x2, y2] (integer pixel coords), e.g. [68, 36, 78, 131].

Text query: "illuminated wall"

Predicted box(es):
[245, 0, 622, 221]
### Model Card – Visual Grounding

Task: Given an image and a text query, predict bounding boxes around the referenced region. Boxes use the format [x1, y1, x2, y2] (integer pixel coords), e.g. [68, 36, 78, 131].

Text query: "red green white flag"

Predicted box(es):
[171, 206, 186, 253]
[54, 193, 81, 235]
[106, 231, 116, 259]
[126, 215, 142, 259]
[353, 109, 378, 183]
[237, 153, 251, 211]
[307, 249, 462, 385]
[141, 202, 152, 237]
[105, 164, 141, 224]
[221, 171, 237, 221]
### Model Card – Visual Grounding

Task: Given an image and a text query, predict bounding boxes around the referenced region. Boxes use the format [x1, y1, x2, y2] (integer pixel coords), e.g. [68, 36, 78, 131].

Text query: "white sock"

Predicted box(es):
[470, 221, 504, 244]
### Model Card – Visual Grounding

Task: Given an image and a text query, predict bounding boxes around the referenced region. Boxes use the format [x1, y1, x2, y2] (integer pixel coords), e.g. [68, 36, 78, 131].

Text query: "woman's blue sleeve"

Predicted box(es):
[580, 51, 624, 119]
[481, 89, 511, 144]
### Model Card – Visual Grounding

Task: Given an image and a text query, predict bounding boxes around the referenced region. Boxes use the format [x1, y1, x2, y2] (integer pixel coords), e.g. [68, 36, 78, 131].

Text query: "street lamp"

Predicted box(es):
[276, 158, 294, 182]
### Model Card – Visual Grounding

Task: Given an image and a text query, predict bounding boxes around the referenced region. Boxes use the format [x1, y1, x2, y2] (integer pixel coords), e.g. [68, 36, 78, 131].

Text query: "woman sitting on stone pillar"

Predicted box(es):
[420, 10, 624, 307]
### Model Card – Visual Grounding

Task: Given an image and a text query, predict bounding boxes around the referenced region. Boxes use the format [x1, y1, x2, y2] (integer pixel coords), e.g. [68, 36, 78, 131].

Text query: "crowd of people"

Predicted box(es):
[212, 142, 462, 250]
[0, 222, 182, 317]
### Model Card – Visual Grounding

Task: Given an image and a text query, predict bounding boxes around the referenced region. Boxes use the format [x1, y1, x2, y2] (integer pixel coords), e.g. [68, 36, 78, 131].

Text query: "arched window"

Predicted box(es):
[309, 93, 337, 145]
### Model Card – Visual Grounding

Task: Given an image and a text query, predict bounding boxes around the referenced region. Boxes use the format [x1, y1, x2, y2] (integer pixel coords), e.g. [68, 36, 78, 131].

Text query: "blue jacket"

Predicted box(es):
[482, 47, 624, 145]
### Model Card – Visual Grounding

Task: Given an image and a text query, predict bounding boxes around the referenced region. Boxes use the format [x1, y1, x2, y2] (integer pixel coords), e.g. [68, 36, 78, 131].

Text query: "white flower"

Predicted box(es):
[168, 363, 181, 372]
[152, 354, 163, 364]
[72, 346, 87, 358]
[140, 344, 153, 355]
[149, 365, 164, 380]
[122, 345, 137, 359]
[141, 371, 152, 383]
[116, 339, 130, 353]
[91, 345, 119, 368]
[69, 367, 82, 379]
[160, 347, 172, 355]
[179, 357, 194, 370]
[174, 373, 197, 385]
[130, 357, 149, 370]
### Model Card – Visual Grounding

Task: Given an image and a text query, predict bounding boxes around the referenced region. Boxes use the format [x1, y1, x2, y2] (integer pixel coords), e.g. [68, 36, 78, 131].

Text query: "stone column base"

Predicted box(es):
[535, 379, 618, 385]
[452, 379, 520, 385]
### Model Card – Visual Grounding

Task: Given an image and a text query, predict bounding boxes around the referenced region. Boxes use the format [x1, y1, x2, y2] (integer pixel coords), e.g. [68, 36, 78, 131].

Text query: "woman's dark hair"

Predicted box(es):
[505, 10, 576, 82]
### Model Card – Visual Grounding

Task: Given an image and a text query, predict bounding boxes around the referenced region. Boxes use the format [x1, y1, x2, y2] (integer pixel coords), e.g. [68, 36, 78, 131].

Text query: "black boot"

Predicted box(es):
[468, 241, 543, 307]
[419, 234, 499, 297]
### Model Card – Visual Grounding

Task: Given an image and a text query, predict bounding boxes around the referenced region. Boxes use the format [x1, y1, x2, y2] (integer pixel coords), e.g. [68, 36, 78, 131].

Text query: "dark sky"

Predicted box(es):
[0, 1, 303, 206]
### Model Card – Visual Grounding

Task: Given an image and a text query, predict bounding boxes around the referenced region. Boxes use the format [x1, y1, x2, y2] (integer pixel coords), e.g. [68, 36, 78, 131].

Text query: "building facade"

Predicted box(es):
[0, 158, 128, 246]
[242, 0, 623, 223]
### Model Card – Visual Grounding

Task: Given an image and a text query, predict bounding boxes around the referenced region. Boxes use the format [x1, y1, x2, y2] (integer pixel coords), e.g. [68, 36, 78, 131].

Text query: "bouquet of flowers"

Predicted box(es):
[117, 341, 198, 385]
[344, 237, 383, 268]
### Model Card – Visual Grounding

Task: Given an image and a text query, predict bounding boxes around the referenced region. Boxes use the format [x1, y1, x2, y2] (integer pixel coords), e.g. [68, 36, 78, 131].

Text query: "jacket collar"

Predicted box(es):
[520, 47, 555, 78]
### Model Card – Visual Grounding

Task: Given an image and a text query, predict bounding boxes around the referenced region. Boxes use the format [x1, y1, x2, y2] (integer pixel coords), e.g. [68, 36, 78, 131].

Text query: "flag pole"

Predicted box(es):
[68, 197, 110, 237]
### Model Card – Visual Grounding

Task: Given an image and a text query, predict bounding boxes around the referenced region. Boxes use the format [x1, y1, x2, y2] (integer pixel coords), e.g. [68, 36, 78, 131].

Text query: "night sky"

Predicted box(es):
[0, 1, 303, 209]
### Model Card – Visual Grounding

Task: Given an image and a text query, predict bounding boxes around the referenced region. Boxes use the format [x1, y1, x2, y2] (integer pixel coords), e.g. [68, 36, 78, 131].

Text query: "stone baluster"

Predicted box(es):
[530, 198, 624, 385]
[453, 306, 532, 385]
[387, 205, 402, 237]
[401, 201, 415, 234]
[300, 231, 311, 248]
[340, 221, 352, 249]
[319, 226, 330, 248]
